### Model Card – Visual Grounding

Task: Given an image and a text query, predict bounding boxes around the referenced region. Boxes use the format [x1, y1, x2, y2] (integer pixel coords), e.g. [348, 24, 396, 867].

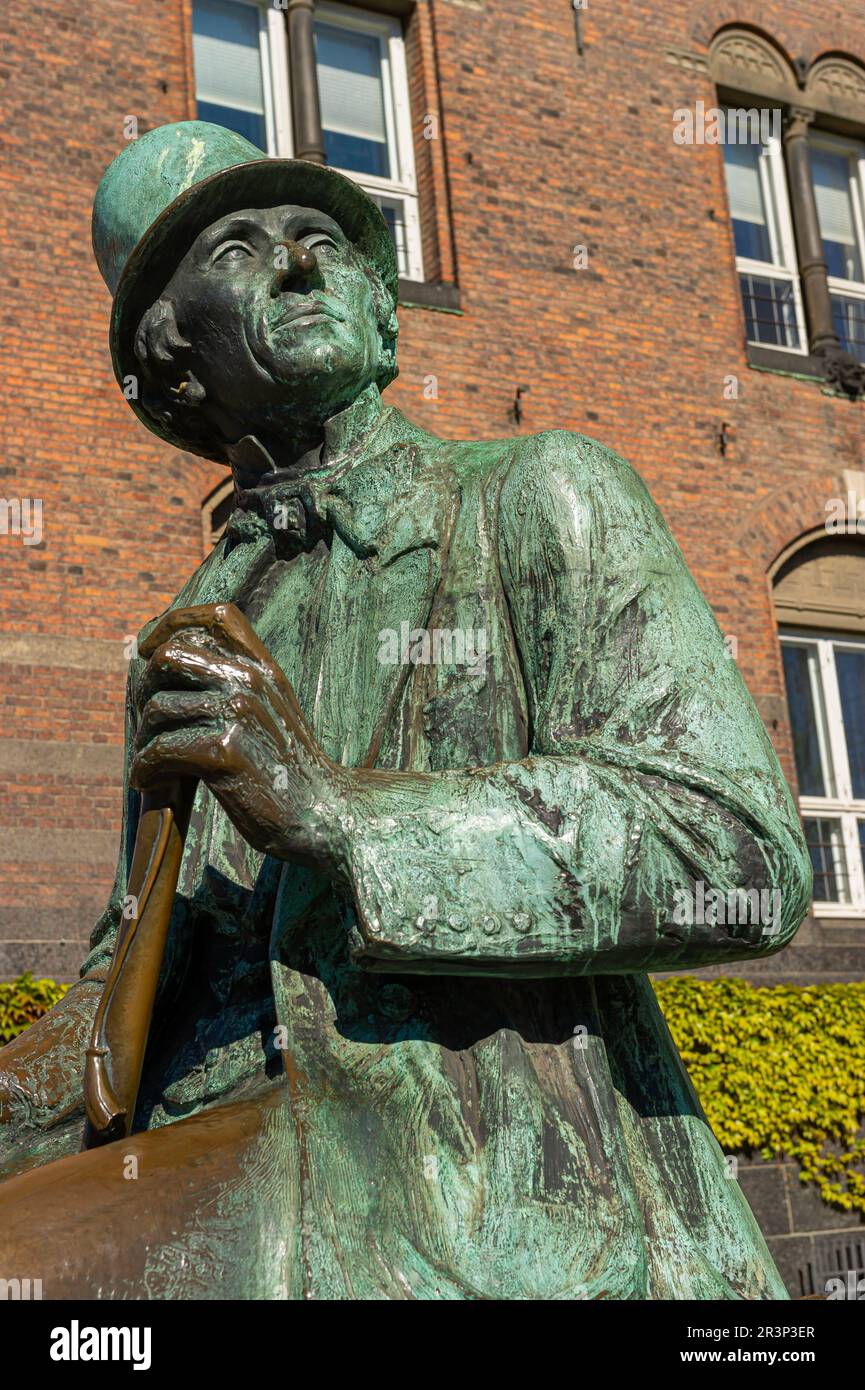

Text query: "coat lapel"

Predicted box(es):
[300, 421, 459, 768]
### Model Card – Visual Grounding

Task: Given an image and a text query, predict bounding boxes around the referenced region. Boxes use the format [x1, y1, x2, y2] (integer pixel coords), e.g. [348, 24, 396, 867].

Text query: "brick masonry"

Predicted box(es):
[2, 0, 865, 1292]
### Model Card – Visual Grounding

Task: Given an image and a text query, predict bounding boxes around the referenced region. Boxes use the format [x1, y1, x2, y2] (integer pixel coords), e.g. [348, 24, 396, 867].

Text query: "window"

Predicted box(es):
[202, 479, 236, 551]
[191, 0, 422, 281]
[810, 134, 865, 364]
[192, 0, 289, 154]
[721, 121, 806, 352]
[313, 4, 421, 280]
[781, 632, 865, 913]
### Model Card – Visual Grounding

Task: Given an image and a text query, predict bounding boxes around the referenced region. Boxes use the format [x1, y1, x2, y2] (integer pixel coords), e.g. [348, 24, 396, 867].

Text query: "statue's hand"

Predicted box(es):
[0, 977, 102, 1133]
[130, 603, 348, 871]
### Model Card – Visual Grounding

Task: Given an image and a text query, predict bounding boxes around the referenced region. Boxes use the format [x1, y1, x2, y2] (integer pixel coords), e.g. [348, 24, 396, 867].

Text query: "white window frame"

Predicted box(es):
[809, 130, 865, 355]
[782, 629, 865, 917]
[192, 0, 293, 156]
[313, 1, 423, 281]
[727, 133, 808, 354]
[193, 0, 422, 280]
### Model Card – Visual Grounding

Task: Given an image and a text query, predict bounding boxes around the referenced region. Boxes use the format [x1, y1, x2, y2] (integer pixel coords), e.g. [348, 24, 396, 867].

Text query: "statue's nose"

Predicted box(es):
[270, 240, 318, 297]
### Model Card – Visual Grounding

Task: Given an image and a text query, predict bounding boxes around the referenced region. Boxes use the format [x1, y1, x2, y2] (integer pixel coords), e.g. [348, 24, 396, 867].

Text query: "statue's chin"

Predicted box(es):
[247, 317, 349, 391]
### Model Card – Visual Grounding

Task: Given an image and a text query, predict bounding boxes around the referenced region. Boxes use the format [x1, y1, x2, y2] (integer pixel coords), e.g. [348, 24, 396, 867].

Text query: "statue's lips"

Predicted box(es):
[271, 296, 347, 332]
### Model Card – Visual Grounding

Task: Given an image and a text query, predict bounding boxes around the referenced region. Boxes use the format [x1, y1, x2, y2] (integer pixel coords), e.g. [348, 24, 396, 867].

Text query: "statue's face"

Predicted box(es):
[159, 203, 389, 440]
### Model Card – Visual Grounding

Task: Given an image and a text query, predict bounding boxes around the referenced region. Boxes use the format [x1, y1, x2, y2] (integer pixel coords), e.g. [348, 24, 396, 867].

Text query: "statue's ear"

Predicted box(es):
[134, 298, 212, 431]
[169, 371, 206, 407]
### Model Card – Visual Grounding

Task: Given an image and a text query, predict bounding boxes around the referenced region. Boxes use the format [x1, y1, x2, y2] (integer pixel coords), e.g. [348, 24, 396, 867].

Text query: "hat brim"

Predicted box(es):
[110, 158, 398, 455]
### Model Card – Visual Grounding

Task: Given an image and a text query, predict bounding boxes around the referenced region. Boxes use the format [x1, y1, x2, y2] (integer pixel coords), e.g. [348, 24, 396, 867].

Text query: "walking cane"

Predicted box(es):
[82, 777, 195, 1148]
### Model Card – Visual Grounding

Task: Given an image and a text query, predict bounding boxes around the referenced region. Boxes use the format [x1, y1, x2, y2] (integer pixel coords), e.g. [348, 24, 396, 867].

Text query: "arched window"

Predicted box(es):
[201, 478, 235, 551]
[776, 534, 865, 913]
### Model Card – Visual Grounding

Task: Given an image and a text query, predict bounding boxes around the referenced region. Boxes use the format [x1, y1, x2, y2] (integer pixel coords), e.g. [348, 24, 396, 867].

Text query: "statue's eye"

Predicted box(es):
[211, 242, 253, 265]
[302, 232, 338, 254]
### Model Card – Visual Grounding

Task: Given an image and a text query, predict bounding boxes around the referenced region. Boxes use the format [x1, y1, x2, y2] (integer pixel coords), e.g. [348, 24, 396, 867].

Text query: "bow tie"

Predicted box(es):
[225, 441, 330, 558]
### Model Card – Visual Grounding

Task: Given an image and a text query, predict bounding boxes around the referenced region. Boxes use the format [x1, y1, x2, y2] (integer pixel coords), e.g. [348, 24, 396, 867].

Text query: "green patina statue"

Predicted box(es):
[0, 122, 811, 1300]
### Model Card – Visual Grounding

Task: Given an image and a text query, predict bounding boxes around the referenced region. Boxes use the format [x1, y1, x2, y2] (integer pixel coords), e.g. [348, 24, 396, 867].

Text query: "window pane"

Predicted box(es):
[739, 273, 800, 349]
[367, 193, 408, 277]
[803, 817, 848, 902]
[782, 643, 832, 796]
[811, 146, 863, 282]
[859, 820, 865, 879]
[193, 0, 266, 150]
[315, 22, 390, 179]
[835, 647, 865, 798]
[723, 142, 773, 262]
[831, 292, 865, 364]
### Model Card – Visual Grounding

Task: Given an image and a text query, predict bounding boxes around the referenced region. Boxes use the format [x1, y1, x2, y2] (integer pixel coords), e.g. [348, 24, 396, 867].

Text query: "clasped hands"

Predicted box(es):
[130, 602, 350, 875]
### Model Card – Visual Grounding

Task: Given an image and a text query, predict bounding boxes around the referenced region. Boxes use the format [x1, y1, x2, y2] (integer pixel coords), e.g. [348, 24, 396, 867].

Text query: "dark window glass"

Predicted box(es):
[322, 129, 389, 178]
[195, 100, 265, 151]
[803, 817, 845, 902]
[315, 22, 390, 179]
[782, 644, 827, 796]
[836, 647, 865, 798]
[722, 141, 773, 264]
[831, 294, 865, 364]
[738, 274, 800, 350]
[192, 0, 267, 151]
[811, 146, 864, 282]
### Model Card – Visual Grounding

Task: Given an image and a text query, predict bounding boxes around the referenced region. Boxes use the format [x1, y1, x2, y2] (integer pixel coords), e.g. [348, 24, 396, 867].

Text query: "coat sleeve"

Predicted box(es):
[339, 430, 812, 977]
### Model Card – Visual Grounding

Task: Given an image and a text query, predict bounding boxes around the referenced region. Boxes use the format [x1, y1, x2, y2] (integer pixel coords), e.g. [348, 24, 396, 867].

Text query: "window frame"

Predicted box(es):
[192, 0, 293, 157]
[192, 0, 423, 281]
[808, 129, 865, 362]
[313, 1, 423, 281]
[723, 128, 808, 355]
[781, 628, 865, 916]
[808, 130, 865, 295]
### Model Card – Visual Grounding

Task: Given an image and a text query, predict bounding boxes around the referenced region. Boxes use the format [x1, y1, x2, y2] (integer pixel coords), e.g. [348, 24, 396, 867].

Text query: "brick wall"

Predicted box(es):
[3, 0, 865, 1301]
[4, 0, 864, 977]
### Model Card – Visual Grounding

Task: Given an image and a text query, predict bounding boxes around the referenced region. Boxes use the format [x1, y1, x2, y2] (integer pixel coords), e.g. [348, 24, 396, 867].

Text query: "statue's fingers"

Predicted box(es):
[129, 724, 242, 791]
[135, 691, 223, 750]
[140, 638, 269, 705]
[137, 689, 283, 748]
[139, 602, 273, 671]
[131, 694, 285, 789]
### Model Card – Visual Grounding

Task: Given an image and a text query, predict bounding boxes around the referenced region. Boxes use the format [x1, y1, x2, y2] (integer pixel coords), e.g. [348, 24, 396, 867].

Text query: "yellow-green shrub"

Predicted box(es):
[0, 972, 69, 1045]
[654, 977, 865, 1213]
[3, 970, 863, 1215]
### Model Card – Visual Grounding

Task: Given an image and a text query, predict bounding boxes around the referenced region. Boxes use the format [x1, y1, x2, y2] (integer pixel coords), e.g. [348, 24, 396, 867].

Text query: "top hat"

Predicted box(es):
[92, 120, 398, 445]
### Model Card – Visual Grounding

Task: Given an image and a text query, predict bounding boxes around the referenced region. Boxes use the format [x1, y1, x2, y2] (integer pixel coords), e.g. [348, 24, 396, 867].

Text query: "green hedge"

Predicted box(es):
[2, 971, 863, 1213]
[654, 977, 865, 1214]
[0, 972, 69, 1045]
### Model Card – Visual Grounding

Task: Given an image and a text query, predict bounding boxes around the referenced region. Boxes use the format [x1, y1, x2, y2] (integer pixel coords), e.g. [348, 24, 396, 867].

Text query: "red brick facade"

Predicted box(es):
[2, 0, 865, 981]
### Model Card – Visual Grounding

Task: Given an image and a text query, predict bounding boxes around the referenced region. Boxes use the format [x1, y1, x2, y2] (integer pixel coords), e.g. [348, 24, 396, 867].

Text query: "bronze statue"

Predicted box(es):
[0, 122, 811, 1299]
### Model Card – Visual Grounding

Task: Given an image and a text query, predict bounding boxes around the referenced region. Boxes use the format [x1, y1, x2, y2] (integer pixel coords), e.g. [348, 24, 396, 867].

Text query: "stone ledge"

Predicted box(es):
[0, 632, 129, 673]
[0, 939, 88, 982]
[0, 738, 123, 778]
[0, 827, 117, 864]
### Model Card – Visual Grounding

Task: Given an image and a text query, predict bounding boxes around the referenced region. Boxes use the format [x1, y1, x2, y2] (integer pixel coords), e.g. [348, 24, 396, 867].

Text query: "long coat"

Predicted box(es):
[2, 406, 810, 1298]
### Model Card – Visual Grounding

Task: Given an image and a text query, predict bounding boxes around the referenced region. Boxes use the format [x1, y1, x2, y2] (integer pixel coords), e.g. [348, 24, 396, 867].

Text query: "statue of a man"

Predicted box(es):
[0, 122, 810, 1299]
